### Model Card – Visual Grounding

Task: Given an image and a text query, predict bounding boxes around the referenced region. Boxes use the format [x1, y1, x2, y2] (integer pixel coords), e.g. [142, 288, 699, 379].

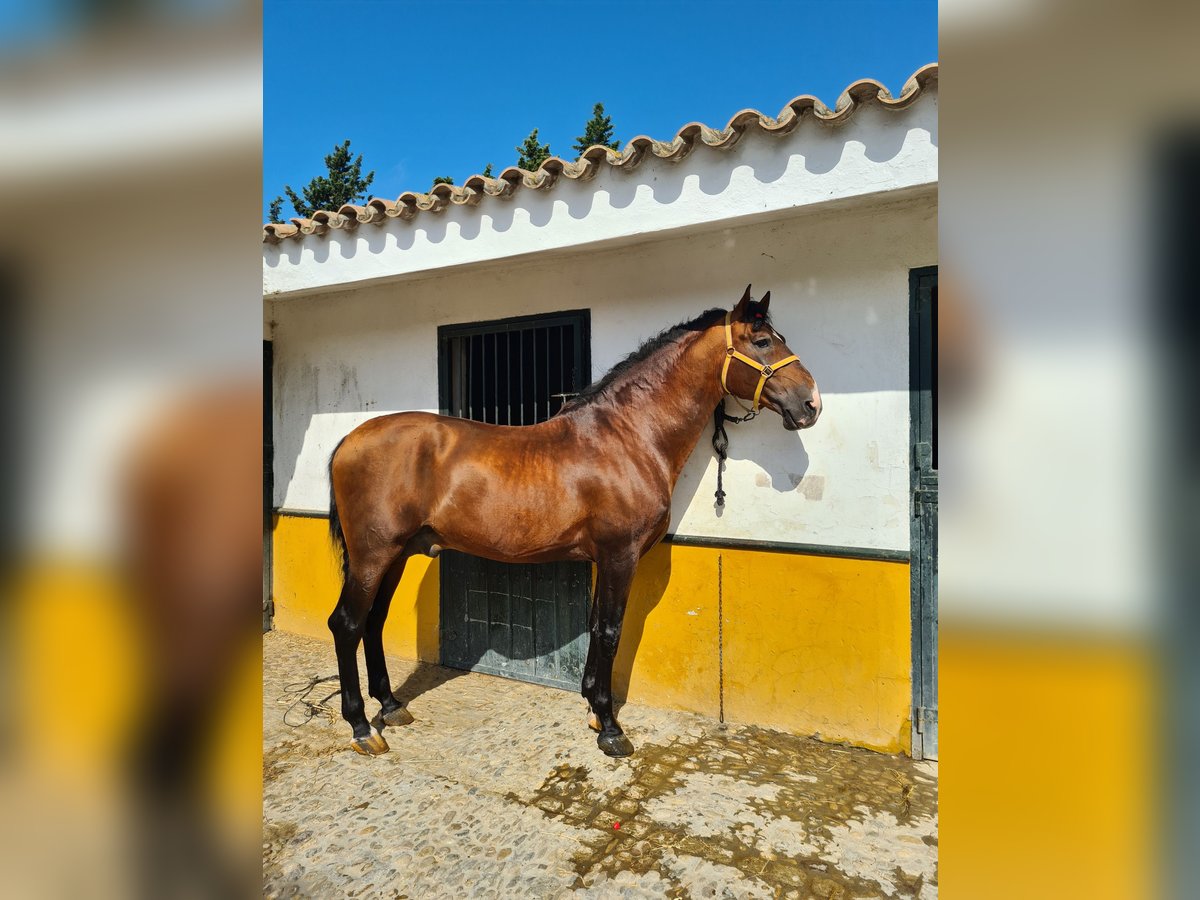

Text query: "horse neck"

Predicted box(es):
[608, 324, 727, 483]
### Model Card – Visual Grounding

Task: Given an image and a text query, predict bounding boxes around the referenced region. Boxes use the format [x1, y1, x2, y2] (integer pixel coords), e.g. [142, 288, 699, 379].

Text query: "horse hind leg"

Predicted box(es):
[328, 555, 394, 756]
[363, 553, 415, 729]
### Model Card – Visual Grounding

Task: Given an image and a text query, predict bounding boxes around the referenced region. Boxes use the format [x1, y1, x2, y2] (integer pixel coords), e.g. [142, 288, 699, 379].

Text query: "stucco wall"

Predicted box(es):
[269, 191, 935, 553]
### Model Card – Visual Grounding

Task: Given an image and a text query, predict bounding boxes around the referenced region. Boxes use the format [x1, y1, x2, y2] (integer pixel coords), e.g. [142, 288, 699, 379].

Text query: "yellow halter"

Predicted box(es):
[720, 310, 800, 415]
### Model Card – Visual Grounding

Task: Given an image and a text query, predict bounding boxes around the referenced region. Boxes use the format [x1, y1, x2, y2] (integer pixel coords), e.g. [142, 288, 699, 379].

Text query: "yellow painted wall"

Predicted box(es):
[720, 548, 912, 752]
[941, 630, 1157, 899]
[271, 514, 439, 662]
[8, 564, 261, 840]
[273, 513, 912, 752]
[614, 542, 721, 719]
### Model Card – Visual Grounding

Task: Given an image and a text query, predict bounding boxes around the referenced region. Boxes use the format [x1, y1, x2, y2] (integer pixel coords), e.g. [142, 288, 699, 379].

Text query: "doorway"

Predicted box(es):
[436, 310, 593, 690]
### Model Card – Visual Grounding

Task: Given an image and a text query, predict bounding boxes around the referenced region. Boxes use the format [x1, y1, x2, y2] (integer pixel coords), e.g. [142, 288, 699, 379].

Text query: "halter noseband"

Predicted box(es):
[720, 310, 800, 416]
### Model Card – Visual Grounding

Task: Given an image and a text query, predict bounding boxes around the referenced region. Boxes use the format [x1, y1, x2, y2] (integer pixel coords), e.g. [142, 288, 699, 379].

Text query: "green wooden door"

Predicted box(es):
[910, 267, 938, 759]
[437, 311, 592, 690]
[264, 340, 274, 633]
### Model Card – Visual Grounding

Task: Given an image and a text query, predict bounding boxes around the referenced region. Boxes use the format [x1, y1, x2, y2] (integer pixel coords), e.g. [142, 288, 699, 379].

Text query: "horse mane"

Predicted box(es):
[561, 300, 771, 411]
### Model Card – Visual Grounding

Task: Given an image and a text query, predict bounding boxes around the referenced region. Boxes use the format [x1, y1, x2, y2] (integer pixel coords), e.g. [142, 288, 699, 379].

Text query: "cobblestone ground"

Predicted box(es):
[264, 631, 937, 899]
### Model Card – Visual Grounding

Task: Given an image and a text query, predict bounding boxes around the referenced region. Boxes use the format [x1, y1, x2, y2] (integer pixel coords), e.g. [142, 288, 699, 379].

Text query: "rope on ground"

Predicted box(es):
[279, 674, 341, 727]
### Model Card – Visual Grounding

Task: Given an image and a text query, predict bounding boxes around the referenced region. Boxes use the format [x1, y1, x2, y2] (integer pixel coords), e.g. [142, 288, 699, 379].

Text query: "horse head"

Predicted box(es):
[724, 284, 822, 430]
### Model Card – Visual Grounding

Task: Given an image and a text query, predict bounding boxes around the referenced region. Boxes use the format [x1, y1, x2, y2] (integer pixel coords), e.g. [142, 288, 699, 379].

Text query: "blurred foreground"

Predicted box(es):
[0, 1, 261, 896]
[942, 0, 1198, 897]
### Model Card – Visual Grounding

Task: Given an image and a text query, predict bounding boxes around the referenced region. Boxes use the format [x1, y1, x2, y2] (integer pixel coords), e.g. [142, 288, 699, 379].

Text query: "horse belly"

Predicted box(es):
[428, 476, 588, 564]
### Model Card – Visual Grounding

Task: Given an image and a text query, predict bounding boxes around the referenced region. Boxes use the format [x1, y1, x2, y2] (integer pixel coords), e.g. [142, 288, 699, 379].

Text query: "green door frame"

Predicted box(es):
[909, 266, 938, 759]
[263, 339, 274, 633]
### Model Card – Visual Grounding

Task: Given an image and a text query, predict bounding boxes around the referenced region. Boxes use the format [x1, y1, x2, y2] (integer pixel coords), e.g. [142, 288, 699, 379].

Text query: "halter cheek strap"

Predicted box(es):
[720, 311, 800, 414]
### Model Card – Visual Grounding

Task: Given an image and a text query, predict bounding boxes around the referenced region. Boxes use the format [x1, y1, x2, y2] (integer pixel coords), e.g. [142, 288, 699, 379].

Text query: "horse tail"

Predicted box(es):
[328, 435, 351, 587]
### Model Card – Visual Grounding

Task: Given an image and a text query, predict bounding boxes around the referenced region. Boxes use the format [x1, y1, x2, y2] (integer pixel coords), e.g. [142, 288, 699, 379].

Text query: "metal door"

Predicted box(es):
[910, 267, 938, 759]
[437, 310, 592, 690]
[264, 339, 274, 633]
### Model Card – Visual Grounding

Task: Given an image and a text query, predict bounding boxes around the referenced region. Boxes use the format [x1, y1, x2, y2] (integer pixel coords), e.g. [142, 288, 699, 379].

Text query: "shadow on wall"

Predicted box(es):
[380, 545, 673, 716]
[668, 416, 813, 526]
[612, 543, 674, 706]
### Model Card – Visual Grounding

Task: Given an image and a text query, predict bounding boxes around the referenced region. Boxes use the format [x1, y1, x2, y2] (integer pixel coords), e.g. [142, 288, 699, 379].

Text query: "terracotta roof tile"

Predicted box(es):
[263, 63, 937, 243]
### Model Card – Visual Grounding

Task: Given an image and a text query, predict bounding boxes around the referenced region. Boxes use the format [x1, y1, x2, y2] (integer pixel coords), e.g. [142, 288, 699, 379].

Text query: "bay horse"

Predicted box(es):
[327, 285, 821, 757]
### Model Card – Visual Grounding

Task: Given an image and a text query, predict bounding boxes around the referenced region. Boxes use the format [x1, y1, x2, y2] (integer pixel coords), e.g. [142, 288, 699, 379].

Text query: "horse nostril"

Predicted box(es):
[804, 399, 818, 413]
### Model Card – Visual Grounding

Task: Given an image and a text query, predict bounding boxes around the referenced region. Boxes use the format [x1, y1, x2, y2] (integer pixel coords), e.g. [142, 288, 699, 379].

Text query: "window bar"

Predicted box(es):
[518, 328, 524, 425]
[503, 331, 512, 425]
[452, 337, 460, 416]
[580, 326, 585, 390]
[465, 335, 473, 420]
[480, 333, 486, 423]
[573, 326, 582, 392]
[449, 336, 454, 417]
[492, 331, 499, 424]
[492, 333, 501, 427]
[534, 327, 542, 424]
[448, 336, 453, 417]
[474, 333, 482, 421]
[511, 329, 517, 425]
[480, 332, 488, 423]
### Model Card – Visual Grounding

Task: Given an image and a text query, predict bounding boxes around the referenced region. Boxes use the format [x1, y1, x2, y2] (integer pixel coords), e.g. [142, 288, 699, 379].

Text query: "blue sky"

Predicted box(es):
[265, 0, 937, 222]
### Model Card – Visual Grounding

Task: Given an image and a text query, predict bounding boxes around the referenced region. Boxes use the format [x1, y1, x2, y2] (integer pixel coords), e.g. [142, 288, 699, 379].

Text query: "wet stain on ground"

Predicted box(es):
[515, 726, 936, 898]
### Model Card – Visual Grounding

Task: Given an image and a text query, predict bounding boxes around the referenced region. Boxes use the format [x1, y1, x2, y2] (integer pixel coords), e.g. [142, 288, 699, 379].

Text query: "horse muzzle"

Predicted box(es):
[781, 386, 821, 430]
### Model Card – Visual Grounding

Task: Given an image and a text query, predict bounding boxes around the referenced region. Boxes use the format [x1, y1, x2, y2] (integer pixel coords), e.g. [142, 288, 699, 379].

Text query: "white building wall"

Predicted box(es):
[270, 191, 935, 553]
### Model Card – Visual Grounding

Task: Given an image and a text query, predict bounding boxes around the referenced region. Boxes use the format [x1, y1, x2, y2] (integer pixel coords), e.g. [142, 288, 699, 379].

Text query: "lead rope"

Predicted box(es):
[711, 400, 755, 507]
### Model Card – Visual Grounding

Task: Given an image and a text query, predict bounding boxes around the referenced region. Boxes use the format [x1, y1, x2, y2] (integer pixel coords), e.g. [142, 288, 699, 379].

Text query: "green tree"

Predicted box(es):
[515, 128, 551, 170]
[279, 139, 375, 219]
[268, 196, 284, 224]
[432, 176, 454, 186]
[482, 163, 494, 178]
[572, 102, 619, 156]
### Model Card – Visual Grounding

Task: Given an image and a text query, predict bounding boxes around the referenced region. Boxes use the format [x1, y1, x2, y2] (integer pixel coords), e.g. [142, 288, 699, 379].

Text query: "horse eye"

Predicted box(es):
[752, 338, 771, 349]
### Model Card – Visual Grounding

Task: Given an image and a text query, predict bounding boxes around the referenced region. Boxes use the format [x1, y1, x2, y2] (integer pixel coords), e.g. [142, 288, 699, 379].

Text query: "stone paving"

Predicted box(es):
[264, 630, 938, 899]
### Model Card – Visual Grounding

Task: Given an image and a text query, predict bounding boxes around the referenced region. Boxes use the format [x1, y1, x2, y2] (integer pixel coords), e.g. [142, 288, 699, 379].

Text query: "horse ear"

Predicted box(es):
[733, 284, 753, 318]
[759, 291, 771, 314]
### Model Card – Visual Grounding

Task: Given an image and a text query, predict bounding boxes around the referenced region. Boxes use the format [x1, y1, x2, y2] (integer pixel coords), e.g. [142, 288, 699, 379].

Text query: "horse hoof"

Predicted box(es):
[350, 727, 389, 756]
[587, 711, 602, 733]
[382, 706, 415, 728]
[597, 732, 634, 758]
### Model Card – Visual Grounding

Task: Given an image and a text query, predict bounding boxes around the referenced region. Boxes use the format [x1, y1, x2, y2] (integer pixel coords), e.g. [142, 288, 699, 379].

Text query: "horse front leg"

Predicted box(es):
[581, 552, 638, 757]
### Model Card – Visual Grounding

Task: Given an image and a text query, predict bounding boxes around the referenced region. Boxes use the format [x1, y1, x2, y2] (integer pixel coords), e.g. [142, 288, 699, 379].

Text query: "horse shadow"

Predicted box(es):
[384, 546, 673, 718]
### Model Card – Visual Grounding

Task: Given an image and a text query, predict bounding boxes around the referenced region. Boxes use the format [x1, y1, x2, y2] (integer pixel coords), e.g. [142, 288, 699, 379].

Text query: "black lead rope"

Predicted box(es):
[712, 400, 756, 507]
